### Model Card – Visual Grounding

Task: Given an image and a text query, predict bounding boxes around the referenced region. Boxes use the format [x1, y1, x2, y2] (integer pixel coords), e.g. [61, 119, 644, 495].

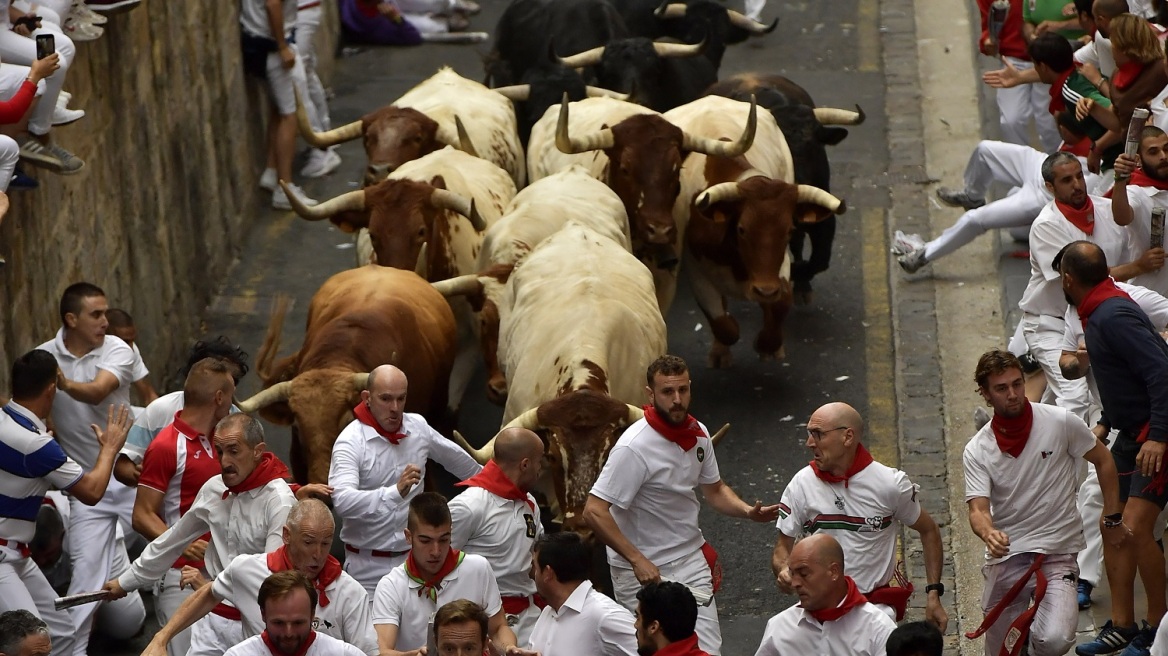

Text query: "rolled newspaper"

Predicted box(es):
[988, 0, 1010, 49]
[662, 578, 714, 607]
[1153, 207, 1165, 250]
[53, 590, 110, 611]
[1118, 108, 1152, 180]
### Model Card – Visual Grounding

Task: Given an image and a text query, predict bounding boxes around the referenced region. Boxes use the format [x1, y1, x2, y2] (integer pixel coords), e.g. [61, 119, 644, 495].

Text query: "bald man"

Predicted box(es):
[329, 364, 482, 598]
[772, 402, 948, 631]
[449, 427, 545, 644]
[756, 534, 896, 656]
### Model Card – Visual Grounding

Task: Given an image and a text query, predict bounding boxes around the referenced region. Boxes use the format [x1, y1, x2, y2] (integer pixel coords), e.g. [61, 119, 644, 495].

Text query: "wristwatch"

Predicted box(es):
[924, 582, 945, 596]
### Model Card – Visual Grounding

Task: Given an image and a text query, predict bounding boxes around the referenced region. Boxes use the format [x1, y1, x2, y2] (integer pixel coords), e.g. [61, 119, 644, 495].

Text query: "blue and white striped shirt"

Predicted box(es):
[0, 401, 83, 545]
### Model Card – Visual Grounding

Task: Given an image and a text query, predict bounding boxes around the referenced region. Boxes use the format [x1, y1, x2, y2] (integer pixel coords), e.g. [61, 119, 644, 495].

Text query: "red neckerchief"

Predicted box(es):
[655, 634, 711, 656]
[1129, 167, 1168, 191]
[261, 630, 317, 656]
[1047, 68, 1074, 113]
[1078, 278, 1134, 330]
[267, 546, 343, 608]
[806, 576, 868, 623]
[1112, 61, 1146, 91]
[990, 400, 1034, 458]
[809, 443, 874, 488]
[405, 548, 464, 602]
[643, 405, 705, 451]
[221, 452, 291, 499]
[353, 402, 406, 444]
[1055, 196, 1095, 234]
[1059, 136, 1092, 158]
[456, 460, 533, 511]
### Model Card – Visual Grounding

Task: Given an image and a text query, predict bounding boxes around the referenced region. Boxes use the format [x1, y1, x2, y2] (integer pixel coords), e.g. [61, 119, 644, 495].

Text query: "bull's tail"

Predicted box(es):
[256, 295, 292, 384]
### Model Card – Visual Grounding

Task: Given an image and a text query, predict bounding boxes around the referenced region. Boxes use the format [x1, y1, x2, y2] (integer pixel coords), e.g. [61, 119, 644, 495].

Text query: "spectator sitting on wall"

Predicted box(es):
[0, 51, 58, 267]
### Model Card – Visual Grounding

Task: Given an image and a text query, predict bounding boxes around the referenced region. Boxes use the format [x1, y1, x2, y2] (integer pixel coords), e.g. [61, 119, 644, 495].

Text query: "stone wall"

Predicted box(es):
[0, 1, 339, 391]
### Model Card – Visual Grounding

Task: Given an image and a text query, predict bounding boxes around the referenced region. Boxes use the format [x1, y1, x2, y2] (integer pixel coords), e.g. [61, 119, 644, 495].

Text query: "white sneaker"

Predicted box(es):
[58, 91, 73, 106]
[51, 106, 85, 126]
[891, 229, 926, 256]
[300, 148, 342, 178]
[70, 1, 108, 23]
[259, 168, 278, 192]
[273, 183, 317, 211]
[63, 17, 103, 41]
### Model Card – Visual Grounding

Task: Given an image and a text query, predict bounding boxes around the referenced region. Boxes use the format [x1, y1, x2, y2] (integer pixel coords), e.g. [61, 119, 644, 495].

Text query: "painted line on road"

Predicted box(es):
[857, 0, 879, 72]
[862, 207, 897, 466]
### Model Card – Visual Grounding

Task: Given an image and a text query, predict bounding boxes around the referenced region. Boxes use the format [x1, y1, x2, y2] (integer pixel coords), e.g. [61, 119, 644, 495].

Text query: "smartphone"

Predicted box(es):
[35, 34, 54, 60]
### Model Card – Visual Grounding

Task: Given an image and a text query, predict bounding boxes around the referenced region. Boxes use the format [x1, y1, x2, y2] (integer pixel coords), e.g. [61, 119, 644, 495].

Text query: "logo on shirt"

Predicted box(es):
[696, 446, 706, 462]
[1041, 451, 1053, 459]
[833, 494, 845, 512]
[524, 514, 536, 539]
[312, 618, 334, 630]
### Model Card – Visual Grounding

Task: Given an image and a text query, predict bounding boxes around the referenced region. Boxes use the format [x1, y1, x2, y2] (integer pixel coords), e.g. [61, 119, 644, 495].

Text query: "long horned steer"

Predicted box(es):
[662, 94, 845, 368]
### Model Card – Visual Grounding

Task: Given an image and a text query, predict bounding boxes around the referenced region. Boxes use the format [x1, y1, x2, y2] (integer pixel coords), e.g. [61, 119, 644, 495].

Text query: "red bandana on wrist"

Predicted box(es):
[654, 633, 711, 656]
[353, 402, 406, 444]
[261, 629, 317, 656]
[1055, 197, 1095, 234]
[456, 460, 533, 511]
[267, 546, 343, 608]
[222, 452, 290, 499]
[643, 405, 706, 451]
[405, 548, 464, 602]
[1128, 167, 1168, 191]
[991, 400, 1034, 458]
[806, 576, 868, 623]
[809, 443, 874, 488]
[1047, 69, 1074, 113]
[1078, 278, 1134, 330]
[1111, 61, 1146, 91]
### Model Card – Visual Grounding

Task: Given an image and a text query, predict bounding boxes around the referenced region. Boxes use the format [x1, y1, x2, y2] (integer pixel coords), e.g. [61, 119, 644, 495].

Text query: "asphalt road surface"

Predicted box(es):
[95, 0, 892, 653]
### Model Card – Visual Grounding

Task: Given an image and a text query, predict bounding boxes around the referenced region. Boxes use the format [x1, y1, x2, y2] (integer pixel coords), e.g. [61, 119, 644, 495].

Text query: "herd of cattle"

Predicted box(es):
[235, 0, 865, 527]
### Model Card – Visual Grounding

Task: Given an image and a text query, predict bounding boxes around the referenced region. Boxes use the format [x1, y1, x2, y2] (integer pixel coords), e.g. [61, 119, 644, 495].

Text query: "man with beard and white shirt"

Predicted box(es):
[1112, 130, 1168, 296]
[222, 571, 366, 656]
[633, 582, 710, 656]
[584, 355, 780, 656]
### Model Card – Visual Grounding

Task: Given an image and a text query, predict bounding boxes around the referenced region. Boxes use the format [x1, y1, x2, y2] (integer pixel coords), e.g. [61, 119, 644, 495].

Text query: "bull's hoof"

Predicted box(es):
[709, 314, 741, 346]
[708, 342, 734, 369]
[757, 345, 786, 362]
[754, 332, 785, 360]
[794, 280, 814, 305]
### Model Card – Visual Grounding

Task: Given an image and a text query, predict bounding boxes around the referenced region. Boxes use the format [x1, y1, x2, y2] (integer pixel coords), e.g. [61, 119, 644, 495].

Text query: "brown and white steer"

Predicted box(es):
[663, 95, 845, 368]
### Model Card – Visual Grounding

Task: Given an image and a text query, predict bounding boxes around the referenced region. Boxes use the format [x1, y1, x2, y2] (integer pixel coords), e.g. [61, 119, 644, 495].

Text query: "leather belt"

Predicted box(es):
[212, 603, 242, 620]
[345, 544, 408, 558]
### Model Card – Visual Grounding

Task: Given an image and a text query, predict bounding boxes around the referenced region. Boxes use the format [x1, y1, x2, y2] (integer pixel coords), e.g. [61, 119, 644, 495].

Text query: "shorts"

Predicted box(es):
[1112, 435, 1168, 508]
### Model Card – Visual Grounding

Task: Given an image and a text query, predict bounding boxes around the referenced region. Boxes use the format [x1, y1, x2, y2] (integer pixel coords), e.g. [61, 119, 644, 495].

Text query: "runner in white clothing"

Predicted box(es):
[221, 570, 367, 656]
[449, 427, 544, 645]
[329, 365, 481, 597]
[1112, 130, 1168, 296]
[772, 401, 947, 630]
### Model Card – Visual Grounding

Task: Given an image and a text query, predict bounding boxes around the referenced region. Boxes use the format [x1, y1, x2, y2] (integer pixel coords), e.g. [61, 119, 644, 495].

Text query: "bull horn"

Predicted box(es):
[415, 242, 429, 278]
[493, 84, 531, 101]
[624, 404, 645, 426]
[654, 0, 686, 18]
[452, 430, 494, 464]
[280, 181, 366, 221]
[711, 423, 730, 447]
[430, 189, 487, 231]
[814, 105, 865, 125]
[454, 116, 478, 157]
[696, 182, 743, 209]
[351, 373, 370, 391]
[797, 184, 846, 214]
[559, 45, 606, 69]
[555, 93, 615, 153]
[432, 274, 484, 298]
[682, 94, 757, 158]
[295, 88, 362, 147]
[652, 39, 706, 59]
[585, 86, 630, 101]
[236, 381, 293, 414]
[727, 9, 778, 34]
[504, 407, 544, 431]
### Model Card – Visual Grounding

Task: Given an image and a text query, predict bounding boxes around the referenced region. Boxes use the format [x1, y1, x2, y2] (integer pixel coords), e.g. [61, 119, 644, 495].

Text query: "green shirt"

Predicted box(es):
[1023, 0, 1085, 40]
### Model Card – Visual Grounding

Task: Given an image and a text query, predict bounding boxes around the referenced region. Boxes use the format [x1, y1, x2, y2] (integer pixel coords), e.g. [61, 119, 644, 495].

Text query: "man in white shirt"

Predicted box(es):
[1112, 131, 1168, 296]
[963, 349, 1124, 656]
[36, 282, 147, 655]
[634, 582, 709, 656]
[329, 364, 481, 598]
[526, 532, 637, 656]
[772, 401, 947, 630]
[140, 499, 375, 656]
[450, 427, 544, 645]
[755, 534, 896, 656]
[584, 355, 780, 656]
[433, 600, 492, 656]
[372, 492, 518, 656]
[103, 413, 297, 656]
[222, 571, 366, 656]
[0, 350, 131, 656]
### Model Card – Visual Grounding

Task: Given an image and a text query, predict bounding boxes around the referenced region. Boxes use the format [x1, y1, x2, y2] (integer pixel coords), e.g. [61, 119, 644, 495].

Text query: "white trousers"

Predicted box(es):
[980, 552, 1079, 656]
[1022, 314, 1093, 425]
[264, 45, 313, 118]
[66, 481, 146, 656]
[154, 567, 196, 656]
[188, 611, 243, 656]
[13, 1, 65, 25]
[0, 134, 19, 191]
[343, 549, 407, 601]
[996, 57, 1061, 153]
[295, 5, 329, 131]
[0, 22, 73, 135]
[0, 547, 76, 656]
[611, 550, 721, 656]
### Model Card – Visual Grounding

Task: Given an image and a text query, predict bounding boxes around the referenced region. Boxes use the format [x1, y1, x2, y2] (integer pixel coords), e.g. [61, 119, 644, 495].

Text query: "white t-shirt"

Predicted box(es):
[329, 414, 481, 553]
[129, 343, 150, 383]
[589, 417, 721, 568]
[1123, 186, 1168, 296]
[449, 485, 541, 597]
[753, 601, 896, 656]
[963, 403, 1096, 564]
[39, 330, 136, 470]
[371, 552, 502, 652]
[1019, 198, 1132, 318]
[0, 402, 83, 544]
[239, 0, 297, 40]
[213, 552, 377, 656]
[223, 630, 366, 656]
[777, 460, 922, 594]
[1074, 31, 1115, 79]
[527, 580, 637, 656]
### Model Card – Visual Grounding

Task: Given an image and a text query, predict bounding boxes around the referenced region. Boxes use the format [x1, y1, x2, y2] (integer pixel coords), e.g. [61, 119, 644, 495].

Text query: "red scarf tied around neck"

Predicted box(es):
[810, 443, 874, 488]
[1112, 61, 1147, 91]
[1055, 196, 1095, 235]
[807, 576, 868, 623]
[405, 548, 464, 602]
[1047, 69, 1074, 113]
[654, 633, 711, 656]
[353, 402, 406, 444]
[261, 629, 317, 656]
[643, 405, 706, 451]
[267, 546, 343, 608]
[456, 460, 534, 511]
[1128, 167, 1168, 192]
[1078, 278, 1134, 331]
[991, 399, 1034, 458]
[222, 452, 291, 499]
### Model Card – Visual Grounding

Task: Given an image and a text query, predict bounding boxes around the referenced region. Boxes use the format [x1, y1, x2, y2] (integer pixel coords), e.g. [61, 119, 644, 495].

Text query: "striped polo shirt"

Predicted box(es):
[0, 401, 83, 545]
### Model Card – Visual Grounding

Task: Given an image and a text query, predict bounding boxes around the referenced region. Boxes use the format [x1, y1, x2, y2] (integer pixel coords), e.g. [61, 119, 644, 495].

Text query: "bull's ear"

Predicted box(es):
[815, 126, 848, 146]
[331, 209, 370, 234]
[430, 175, 447, 190]
[259, 403, 295, 426]
[795, 203, 836, 225]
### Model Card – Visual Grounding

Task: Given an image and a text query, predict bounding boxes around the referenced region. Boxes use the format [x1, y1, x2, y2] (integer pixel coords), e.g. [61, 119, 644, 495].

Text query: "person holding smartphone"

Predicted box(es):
[0, 47, 57, 265]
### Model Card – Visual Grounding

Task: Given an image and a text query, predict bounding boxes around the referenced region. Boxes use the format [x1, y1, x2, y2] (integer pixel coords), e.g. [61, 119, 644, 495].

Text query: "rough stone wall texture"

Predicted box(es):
[0, 2, 339, 391]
